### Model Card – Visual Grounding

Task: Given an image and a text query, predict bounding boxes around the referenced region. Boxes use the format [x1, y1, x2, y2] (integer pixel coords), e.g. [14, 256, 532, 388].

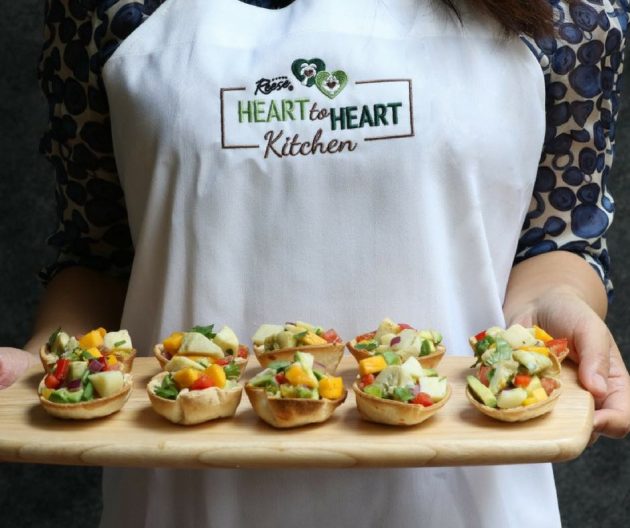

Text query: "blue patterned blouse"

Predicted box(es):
[38, 0, 629, 297]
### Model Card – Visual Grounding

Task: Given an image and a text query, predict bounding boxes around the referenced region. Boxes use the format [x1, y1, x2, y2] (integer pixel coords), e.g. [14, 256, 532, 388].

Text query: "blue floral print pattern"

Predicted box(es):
[38, 0, 628, 297]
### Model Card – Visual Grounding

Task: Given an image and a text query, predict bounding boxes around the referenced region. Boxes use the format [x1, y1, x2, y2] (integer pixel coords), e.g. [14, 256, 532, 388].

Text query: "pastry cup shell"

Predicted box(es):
[245, 384, 347, 428]
[38, 373, 133, 420]
[154, 344, 249, 379]
[353, 381, 452, 426]
[346, 341, 446, 369]
[465, 380, 563, 422]
[147, 371, 243, 425]
[253, 342, 345, 373]
[39, 344, 136, 374]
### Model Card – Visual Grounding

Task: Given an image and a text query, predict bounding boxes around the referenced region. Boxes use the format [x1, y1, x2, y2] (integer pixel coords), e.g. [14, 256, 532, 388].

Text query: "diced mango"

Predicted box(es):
[79, 330, 104, 349]
[318, 376, 344, 399]
[285, 364, 318, 388]
[204, 364, 226, 389]
[105, 354, 118, 367]
[532, 387, 548, 402]
[533, 325, 553, 342]
[97, 327, 107, 337]
[359, 355, 388, 376]
[522, 397, 537, 406]
[86, 347, 102, 358]
[301, 332, 327, 346]
[172, 368, 202, 390]
[520, 346, 549, 356]
[41, 388, 54, 400]
[163, 332, 184, 354]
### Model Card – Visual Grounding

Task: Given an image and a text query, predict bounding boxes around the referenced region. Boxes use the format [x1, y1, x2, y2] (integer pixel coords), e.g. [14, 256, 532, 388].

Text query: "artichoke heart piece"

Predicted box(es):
[513, 350, 553, 375]
[489, 359, 519, 395]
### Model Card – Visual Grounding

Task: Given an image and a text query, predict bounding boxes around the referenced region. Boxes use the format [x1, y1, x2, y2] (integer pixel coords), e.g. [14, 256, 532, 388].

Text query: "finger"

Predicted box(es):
[592, 350, 630, 438]
[593, 408, 630, 439]
[0, 348, 37, 390]
[573, 320, 610, 399]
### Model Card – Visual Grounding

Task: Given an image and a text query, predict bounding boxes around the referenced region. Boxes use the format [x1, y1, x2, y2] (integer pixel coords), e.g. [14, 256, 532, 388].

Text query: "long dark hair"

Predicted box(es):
[442, 0, 567, 39]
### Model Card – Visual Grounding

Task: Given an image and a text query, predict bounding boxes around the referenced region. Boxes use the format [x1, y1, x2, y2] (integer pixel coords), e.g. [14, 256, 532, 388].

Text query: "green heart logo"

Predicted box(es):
[291, 58, 326, 87]
[315, 70, 348, 99]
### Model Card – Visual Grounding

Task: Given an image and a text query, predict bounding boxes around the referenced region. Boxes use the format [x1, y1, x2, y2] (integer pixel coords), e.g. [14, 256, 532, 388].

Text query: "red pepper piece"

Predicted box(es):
[44, 374, 61, 389]
[411, 392, 434, 407]
[237, 345, 248, 359]
[189, 375, 215, 391]
[53, 359, 71, 382]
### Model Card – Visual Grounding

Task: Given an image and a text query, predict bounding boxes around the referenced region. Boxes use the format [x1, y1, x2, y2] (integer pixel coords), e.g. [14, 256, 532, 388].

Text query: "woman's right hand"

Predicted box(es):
[0, 348, 37, 390]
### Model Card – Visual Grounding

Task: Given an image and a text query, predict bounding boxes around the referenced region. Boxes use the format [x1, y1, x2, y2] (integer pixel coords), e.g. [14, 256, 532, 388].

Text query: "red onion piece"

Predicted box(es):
[163, 350, 172, 360]
[390, 336, 401, 347]
[67, 378, 82, 391]
[88, 359, 103, 373]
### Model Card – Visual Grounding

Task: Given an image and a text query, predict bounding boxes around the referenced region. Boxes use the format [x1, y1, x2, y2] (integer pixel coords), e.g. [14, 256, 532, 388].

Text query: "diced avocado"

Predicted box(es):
[82, 381, 95, 401]
[276, 331, 298, 349]
[267, 360, 291, 372]
[420, 339, 435, 356]
[248, 369, 276, 387]
[252, 324, 284, 346]
[363, 383, 385, 398]
[68, 361, 88, 381]
[392, 386, 414, 402]
[294, 351, 314, 373]
[467, 375, 497, 408]
[497, 388, 528, 409]
[103, 330, 132, 351]
[375, 365, 413, 388]
[179, 332, 224, 358]
[422, 368, 439, 377]
[50, 331, 70, 356]
[212, 325, 239, 354]
[379, 350, 401, 366]
[49, 388, 84, 404]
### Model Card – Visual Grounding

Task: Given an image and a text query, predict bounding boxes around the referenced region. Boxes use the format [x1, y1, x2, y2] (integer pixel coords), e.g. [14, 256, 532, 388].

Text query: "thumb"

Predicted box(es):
[0, 347, 38, 390]
[573, 322, 610, 400]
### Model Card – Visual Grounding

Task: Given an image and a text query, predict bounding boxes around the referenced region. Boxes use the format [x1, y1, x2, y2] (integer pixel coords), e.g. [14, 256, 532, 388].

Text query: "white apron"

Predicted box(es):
[102, 0, 560, 526]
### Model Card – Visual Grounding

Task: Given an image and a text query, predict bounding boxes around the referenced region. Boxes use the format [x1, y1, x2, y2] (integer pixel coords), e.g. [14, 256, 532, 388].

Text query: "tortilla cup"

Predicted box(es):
[38, 373, 133, 420]
[353, 381, 451, 426]
[39, 344, 136, 374]
[346, 341, 446, 369]
[154, 344, 249, 379]
[465, 379, 563, 422]
[253, 342, 345, 373]
[147, 371, 243, 425]
[245, 384, 347, 428]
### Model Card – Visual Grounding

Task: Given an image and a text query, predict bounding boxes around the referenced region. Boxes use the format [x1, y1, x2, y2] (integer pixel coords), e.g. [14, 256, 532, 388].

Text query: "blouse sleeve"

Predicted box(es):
[517, 0, 629, 299]
[37, 0, 149, 283]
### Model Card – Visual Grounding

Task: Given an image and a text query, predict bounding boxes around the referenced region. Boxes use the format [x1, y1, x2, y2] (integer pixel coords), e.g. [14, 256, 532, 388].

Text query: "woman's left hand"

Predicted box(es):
[506, 287, 630, 441]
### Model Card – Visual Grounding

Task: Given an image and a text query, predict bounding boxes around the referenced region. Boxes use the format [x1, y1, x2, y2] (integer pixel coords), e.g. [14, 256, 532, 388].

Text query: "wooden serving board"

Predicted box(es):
[0, 356, 593, 469]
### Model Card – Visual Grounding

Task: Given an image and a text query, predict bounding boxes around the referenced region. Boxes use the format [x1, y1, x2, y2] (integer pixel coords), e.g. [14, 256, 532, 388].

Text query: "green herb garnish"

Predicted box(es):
[190, 324, 216, 340]
[154, 374, 179, 400]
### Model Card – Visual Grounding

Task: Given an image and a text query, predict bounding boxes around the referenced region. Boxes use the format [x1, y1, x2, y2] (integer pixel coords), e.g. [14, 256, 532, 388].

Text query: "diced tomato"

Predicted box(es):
[541, 377, 558, 396]
[514, 373, 532, 388]
[356, 331, 376, 343]
[237, 345, 248, 359]
[321, 329, 341, 344]
[53, 359, 71, 382]
[44, 374, 61, 389]
[474, 330, 486, 342]
[412, 392, 434, 407]
[359, 373, 375, 388]
[214, 358, 230, 366]
[97, 356, 109, 371]
[478, 366, 491, 387]
[275, 372, 287, 384]
[189, 375, 215, 391]
[546, 338, 569, 358]
[398, 323, 414, 331]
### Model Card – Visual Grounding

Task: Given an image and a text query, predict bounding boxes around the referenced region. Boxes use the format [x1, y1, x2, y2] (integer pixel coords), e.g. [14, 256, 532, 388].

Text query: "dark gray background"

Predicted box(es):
[1, 2, 629, 527]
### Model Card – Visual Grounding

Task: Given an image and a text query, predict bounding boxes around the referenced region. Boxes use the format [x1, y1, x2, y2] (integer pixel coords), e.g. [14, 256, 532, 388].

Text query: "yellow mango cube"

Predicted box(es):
[162, 332, 184, 354]
[285, 364, 318, 388]
[41, 388, 54, 400]
[359, 355, 388, 376]
[204, 364, 227, 389]
[97, 327, 107, 337]
[301, 332, 327, 346]
[520, 346, 549, 356]
[318, 376, 344, 399]
[79, 330, 104, 349]
[86, 347, 102, 358]
[172, 368, 202, 390]
[105, 355, 118, 367]
[532, 387, 548, 402]
[533, 325, 553, 342]
[522, 397, 537, 406]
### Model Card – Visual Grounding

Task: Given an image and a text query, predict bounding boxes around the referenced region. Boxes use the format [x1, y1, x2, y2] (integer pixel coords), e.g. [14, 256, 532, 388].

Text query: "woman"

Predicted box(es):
[1, 0, 629, 526]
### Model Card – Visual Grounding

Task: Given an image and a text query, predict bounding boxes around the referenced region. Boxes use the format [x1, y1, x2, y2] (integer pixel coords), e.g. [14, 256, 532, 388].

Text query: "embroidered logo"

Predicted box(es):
[291, 58, 326, 87]
[219, 57, 414, 159]
[315, 70, 348, 99]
